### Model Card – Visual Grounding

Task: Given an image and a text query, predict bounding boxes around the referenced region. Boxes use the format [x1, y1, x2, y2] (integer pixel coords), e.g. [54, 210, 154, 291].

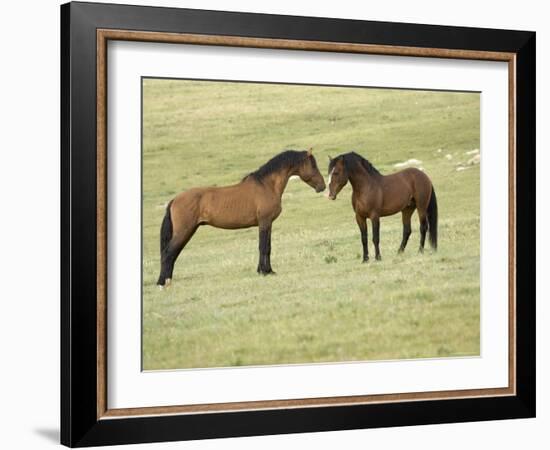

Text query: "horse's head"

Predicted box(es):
[326, 155, 348, 200]
[298, 148, 326, 193]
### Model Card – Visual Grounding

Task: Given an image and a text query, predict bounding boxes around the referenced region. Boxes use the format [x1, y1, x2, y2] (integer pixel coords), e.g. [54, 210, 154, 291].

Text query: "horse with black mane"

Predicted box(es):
[157, 148, 326, 287]
[327, 152, 438, 261]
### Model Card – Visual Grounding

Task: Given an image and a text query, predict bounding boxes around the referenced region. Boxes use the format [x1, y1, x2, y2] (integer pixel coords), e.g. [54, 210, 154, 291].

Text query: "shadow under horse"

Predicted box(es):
[157, 149, 326, 287]
[327, 152, 438, 261]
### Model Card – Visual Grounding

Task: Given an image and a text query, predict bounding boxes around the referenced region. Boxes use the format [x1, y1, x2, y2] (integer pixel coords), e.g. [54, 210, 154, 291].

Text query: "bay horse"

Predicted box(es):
[157, 149, 326, 287]
[327, 152, 438, 261]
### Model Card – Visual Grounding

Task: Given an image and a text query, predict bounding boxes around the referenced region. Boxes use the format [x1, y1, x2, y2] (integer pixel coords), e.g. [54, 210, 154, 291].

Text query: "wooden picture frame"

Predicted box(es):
[61, 1, 535, 447]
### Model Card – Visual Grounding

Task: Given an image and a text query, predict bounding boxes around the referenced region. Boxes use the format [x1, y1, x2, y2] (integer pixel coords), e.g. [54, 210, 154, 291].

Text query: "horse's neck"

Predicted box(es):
[349, 166, 378, 195]
[264, 167, 293, 199]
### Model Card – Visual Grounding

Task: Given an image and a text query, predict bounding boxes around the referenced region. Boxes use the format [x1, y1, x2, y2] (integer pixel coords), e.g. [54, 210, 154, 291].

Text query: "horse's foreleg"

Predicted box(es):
[355, 214, 369, 263]
[371, 216, 382, 261]
[257, 223, 275, 275]
[398, 206, 415, 253]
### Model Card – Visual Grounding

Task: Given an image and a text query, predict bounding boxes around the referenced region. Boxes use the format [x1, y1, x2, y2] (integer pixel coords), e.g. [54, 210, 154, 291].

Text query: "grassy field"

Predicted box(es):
[142, 78, 480, 370]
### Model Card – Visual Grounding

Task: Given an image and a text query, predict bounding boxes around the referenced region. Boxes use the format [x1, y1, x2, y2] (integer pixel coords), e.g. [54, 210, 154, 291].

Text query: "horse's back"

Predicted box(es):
[391, 166, 427, 181]
[186, 183, 260, 229]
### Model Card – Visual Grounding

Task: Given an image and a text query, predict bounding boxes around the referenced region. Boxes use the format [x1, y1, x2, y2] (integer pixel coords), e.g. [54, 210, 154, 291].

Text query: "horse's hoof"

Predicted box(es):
[375, 255, 382, 261]
[259, 269, 276, 276]
[157, 278, 171, 290]
[362, 258, 369, 263]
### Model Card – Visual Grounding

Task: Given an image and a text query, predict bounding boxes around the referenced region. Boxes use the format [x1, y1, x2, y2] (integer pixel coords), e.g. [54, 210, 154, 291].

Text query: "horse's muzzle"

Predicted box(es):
[316, 185, 326, 193]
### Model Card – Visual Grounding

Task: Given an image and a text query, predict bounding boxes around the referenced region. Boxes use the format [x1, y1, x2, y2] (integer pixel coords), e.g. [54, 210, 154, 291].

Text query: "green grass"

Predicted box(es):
[142, 79, 480, 370]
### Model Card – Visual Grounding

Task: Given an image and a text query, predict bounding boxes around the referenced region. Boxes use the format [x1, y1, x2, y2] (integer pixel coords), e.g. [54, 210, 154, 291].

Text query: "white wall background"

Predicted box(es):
[0, 1, 545, 448]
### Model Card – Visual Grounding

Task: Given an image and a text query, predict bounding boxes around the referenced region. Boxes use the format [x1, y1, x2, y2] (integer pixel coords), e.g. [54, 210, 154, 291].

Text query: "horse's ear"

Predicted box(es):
[307, 147, 313, 156]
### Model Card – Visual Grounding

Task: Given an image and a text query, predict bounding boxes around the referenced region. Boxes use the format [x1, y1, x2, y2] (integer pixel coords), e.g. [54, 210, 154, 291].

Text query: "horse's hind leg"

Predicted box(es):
[157, 195, 202, 287]
[417, 209, 428, 253]
[157, 224, 198, 287]
[398, 206, 415, 253]
[157, 213, 198, 287]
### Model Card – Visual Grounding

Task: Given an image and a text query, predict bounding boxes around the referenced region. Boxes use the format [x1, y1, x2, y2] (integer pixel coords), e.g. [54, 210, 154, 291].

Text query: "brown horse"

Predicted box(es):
[157, 149, 326, 287]
[327, 152, 438, 261]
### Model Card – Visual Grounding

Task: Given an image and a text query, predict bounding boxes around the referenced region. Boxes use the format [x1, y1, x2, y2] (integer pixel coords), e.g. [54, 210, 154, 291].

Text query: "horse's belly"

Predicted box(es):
[207, 215, 257, 230]
[380, 201, 410, 217]
[200, 195, 258, 229]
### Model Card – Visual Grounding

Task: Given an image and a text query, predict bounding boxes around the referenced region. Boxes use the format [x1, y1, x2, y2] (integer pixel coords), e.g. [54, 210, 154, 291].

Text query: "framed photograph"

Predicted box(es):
[61, 1, 535, 447]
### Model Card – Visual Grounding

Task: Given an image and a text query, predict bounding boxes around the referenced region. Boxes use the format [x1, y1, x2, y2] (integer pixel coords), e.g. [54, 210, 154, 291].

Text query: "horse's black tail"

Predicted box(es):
[160, 200, 174, 256]
[427, 186, 438, 250]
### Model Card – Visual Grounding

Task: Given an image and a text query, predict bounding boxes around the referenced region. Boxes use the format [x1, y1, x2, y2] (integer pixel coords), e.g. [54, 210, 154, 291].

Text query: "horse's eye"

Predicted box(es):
[333, 172, 339, 176]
